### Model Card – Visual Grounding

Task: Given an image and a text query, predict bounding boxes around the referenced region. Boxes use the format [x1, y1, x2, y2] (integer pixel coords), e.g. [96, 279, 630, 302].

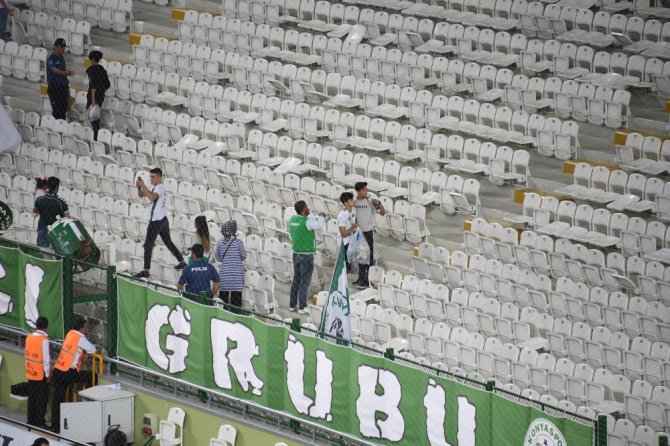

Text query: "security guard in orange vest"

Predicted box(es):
[50, 316, 96, 433]
[25, 316, 50, 428]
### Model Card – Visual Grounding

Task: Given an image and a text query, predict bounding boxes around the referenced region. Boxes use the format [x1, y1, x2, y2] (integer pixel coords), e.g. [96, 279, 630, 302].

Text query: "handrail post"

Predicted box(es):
[106, 265, 117, 374]
[62, 256, 73, 333]
[198, 291, 208, 305]
[597, 414, 608, 446]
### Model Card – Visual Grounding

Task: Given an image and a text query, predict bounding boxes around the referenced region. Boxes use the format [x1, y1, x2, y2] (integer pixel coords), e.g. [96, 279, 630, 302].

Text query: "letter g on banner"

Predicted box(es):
[145, 304, 191, 373]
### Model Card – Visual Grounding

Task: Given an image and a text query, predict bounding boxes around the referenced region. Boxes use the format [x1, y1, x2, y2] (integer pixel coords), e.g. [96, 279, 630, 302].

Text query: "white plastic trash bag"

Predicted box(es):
[0, 104, 21, 154]
[347, 229, 370, 265]
[88, 104, 101, 121]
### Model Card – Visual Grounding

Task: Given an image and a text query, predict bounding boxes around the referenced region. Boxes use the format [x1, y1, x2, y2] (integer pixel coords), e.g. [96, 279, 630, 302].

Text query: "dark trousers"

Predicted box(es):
[91, 119, 101, 141]
[290, 253, 314, 310]
[356, 231, 375, 285]
[36, 228, 49, 248]
[143, 217, 183, 270]
[48, 85, 69, 120]
[51, 368, 95, 432]
[27, 378, 49, 427]
[219, 290, 242, 314]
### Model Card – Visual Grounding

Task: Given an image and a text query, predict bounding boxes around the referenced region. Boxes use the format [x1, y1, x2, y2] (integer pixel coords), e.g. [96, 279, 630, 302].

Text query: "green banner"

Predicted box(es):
[492, 395, 593, 446]
[0, 246, 64, 339]
[117, 278, 593, 446]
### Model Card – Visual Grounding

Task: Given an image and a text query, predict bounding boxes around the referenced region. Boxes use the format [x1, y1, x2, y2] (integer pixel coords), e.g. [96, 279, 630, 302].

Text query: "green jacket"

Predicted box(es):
[289, 215, 317, 253]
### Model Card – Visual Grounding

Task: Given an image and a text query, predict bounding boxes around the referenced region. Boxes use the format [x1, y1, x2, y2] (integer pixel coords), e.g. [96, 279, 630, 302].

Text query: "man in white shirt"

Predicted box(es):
[337, 192, 358, 273]
[134, 168, 185, 278]
[353, 182, 384, 289]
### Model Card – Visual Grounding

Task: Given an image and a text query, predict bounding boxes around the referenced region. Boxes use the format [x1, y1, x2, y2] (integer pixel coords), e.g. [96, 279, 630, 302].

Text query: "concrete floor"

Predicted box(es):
[2, 0, 669, 318]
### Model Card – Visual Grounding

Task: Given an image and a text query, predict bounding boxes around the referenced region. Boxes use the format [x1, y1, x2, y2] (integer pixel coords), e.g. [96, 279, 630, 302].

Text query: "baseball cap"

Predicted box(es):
[189, 243, 204, 258]
[54, 38, 67, 47]
[354, 182, 368, 191]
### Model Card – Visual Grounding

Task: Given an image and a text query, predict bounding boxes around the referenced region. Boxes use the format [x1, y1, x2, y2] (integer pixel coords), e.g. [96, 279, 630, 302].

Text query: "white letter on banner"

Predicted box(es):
[145, 304, 191, 373]
[284, 334, 334, 421]
[210, 319, 264, 396]
[457, 396, 476, 446]
[23, 263, 44, 328]
[0, 263, 13, 315]
[424, 378, 452, 446]
[356, 365, 404, 441]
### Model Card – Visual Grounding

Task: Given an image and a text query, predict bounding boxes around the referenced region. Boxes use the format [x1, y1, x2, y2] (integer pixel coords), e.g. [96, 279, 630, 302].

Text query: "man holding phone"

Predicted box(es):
[133, 168, 185, 278]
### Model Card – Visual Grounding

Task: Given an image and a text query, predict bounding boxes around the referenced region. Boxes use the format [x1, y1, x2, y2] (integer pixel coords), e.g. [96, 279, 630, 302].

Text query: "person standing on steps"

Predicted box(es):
[215, 220, 247, 313]
[85, 50, 110, 141]
[25, 316, 50, 429]
[337, 192, 358, 274]
[0, 0, 12, 42]
[288, 200, 326, 315]
[133, 168, 185, 278]
[353, 182, 385, 289]
[190, 214, 213, 264]
[46, 39, 73, 120]
[178, 243, 220, 299]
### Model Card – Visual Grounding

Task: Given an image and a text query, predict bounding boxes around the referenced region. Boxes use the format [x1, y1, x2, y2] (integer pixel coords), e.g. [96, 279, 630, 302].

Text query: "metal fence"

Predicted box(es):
[0, 237, 608, 446]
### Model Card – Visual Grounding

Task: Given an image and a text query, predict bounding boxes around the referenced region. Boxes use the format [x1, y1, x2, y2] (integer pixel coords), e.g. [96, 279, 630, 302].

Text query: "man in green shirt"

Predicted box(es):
[288, 200, 325, 315]
[33, 177, 69, 248]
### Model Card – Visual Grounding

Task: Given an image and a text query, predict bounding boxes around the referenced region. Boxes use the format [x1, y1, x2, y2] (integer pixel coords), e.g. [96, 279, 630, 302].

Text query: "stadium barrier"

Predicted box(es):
[0, 237, 601, 446]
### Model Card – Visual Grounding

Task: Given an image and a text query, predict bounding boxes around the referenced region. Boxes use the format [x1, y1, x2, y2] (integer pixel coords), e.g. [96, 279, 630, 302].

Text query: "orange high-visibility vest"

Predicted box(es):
[25, 333, 47, 380]
[55, 330, 82, 372]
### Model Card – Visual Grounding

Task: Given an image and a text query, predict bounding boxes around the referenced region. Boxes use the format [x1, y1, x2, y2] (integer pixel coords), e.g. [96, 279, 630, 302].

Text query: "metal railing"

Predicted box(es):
[0, 237, 609, 446]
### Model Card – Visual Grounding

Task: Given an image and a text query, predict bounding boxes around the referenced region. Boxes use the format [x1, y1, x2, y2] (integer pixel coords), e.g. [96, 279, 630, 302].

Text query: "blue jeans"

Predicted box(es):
[289, 253, 314, 310]
[36, 228, 49, 248]
[0, 9, 8, 42]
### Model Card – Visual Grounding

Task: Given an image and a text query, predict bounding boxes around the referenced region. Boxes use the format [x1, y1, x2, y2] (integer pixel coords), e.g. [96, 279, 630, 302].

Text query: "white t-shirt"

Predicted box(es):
[337, 209, 355, 246]
[148, 183, 167, 221]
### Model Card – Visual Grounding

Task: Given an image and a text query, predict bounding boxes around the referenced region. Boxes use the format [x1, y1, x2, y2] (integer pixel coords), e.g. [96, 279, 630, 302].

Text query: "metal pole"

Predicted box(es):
[62, 255, 74, 333]
[597, 414, 608, 446]
[106, 265, 117, 374]
[199, 291, 208, 305]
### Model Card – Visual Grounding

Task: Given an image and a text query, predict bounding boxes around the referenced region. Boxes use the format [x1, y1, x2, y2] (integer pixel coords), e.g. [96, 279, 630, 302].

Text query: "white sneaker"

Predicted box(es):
[298, 308, 310, 315]
[289, 306, 297, 312]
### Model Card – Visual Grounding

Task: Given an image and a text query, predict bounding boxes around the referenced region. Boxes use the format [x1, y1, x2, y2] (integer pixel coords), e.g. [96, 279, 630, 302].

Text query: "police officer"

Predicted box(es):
[177, 243, 220, 298]
[50, 316, 96, 433]
[25, 316, 50, 429]
[46, 38, 73, 120]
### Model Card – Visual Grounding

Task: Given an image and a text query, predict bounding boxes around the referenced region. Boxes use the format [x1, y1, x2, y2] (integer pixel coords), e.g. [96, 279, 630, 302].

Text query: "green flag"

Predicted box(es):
[319, 243, 351, 340]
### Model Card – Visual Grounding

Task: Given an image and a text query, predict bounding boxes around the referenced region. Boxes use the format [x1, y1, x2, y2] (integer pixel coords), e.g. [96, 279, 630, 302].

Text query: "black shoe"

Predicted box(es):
[133, 270, 149, 278]
[174, 261, 187, 270]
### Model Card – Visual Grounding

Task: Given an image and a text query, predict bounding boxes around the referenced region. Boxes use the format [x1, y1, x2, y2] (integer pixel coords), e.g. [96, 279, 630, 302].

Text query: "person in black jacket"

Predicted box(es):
[85, 50, 110, 141]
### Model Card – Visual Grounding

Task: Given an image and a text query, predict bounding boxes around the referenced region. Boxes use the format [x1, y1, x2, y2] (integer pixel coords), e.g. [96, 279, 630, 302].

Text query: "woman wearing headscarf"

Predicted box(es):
[215, 220, 246, 313]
